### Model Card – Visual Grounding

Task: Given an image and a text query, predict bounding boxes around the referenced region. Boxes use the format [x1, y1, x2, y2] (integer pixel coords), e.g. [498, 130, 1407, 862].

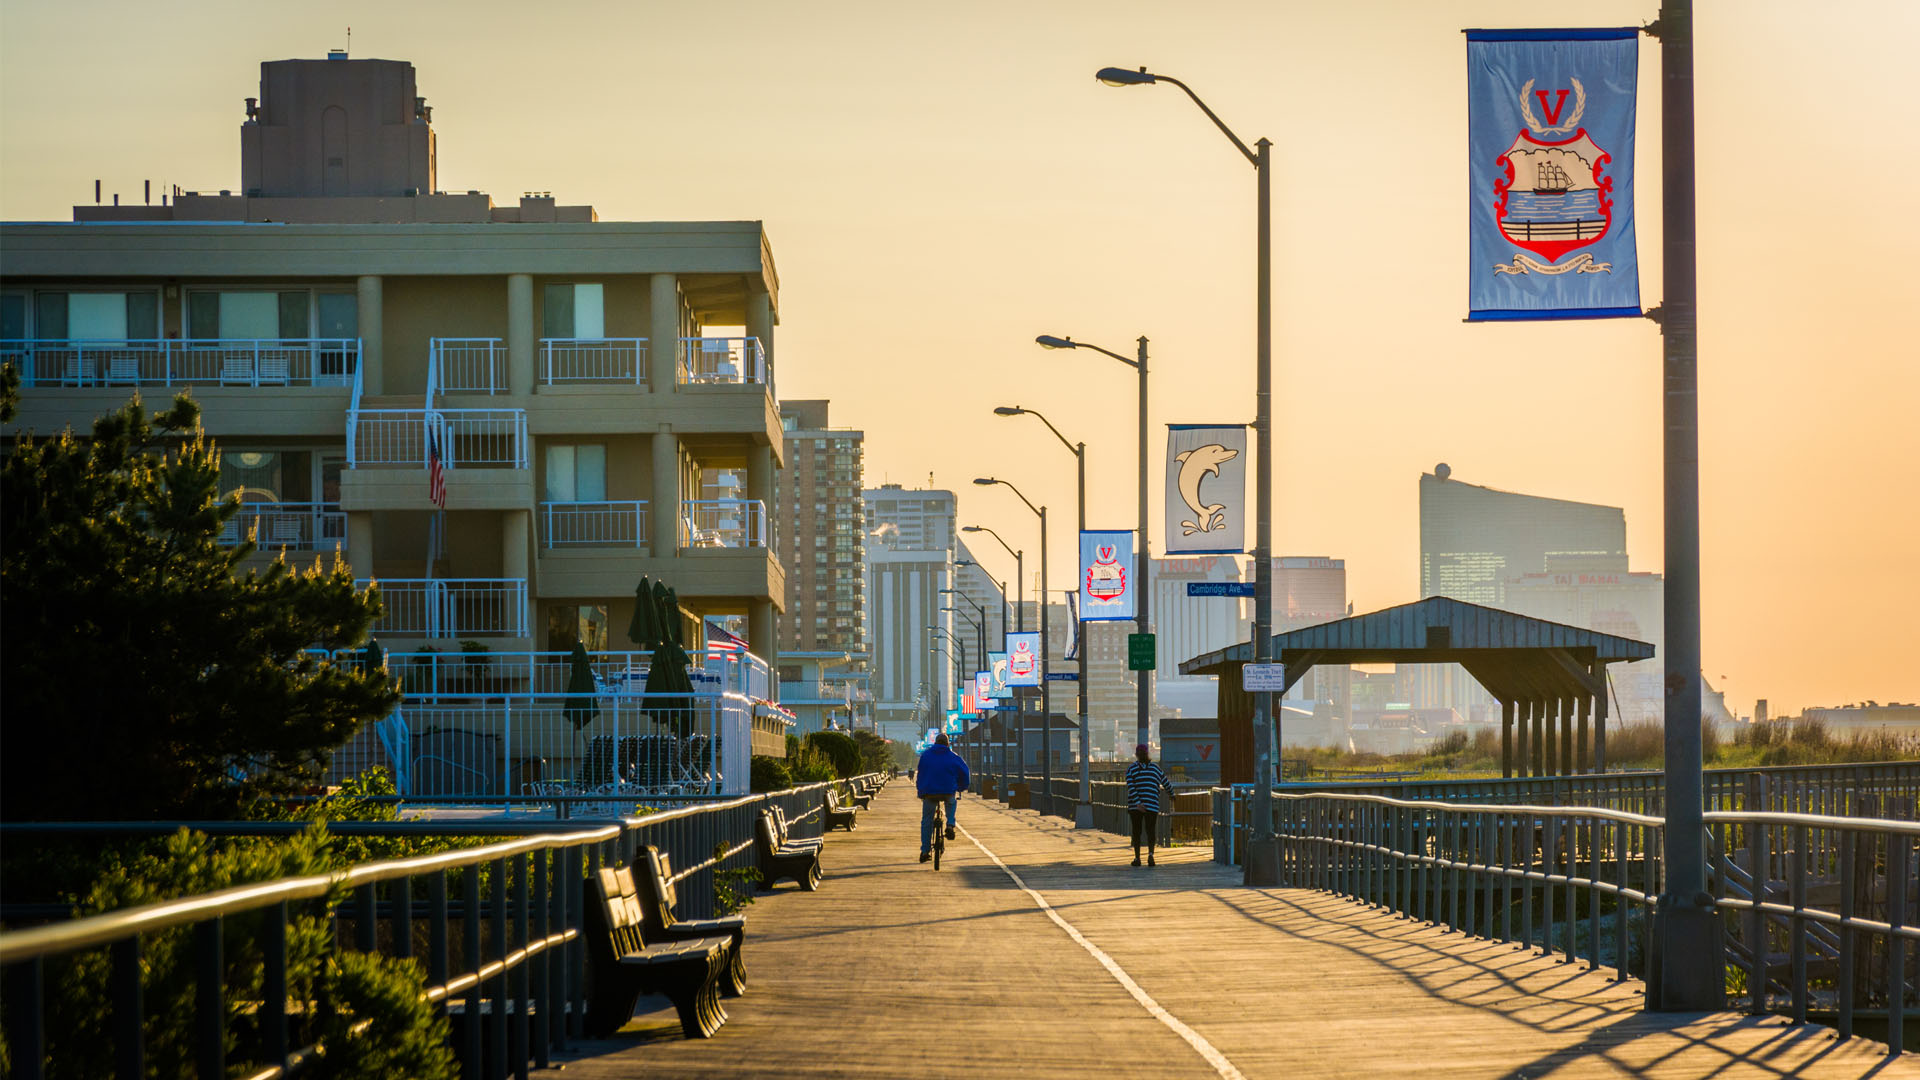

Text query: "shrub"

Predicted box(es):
[804, 730, 862, 779]
[750, 755, 793, 793]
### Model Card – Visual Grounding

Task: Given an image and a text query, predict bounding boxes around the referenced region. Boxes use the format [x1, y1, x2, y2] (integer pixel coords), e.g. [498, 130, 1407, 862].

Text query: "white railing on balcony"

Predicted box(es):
[359, 578, 529, 637]
[219, 502, 347, 551]
[679, 499, 766, 549]
[4, 339, 360, 388]
[677, 337, 766, 385]
[430, 338, 506, 395]
[541, 338, 649, 386]
[540, 500, 650, 548]
[348, 409, 529, 469]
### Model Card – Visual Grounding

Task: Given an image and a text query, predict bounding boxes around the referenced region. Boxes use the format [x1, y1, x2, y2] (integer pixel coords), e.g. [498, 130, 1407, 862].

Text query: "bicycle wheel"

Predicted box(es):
[933, 805, 945, 870]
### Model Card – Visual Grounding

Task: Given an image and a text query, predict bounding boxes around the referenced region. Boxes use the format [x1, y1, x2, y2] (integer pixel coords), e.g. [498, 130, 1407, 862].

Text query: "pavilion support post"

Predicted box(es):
[1535, 698, 1549, 778]
[1576, 693, 1590, 775]
[1518, 700, 1532, 779]
[1560, 695, 1574, 777]
[1592, 662, 1609, 773]
[1501, 699, 1514, 779]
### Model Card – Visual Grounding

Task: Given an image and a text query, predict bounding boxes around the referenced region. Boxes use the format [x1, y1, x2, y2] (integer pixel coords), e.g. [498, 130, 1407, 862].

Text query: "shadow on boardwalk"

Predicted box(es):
[554, 788, 1916, 1080]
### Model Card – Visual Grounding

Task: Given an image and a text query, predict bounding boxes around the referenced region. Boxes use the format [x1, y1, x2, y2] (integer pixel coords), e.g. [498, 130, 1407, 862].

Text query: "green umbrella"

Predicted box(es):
[564, 641, 600, 731]
[364, 638, 386, 676]
[642, 583, 695, 735]
[626, 576, 658, 647]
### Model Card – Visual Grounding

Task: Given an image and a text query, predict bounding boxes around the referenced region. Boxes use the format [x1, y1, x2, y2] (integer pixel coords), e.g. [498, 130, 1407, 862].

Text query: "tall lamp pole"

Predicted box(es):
[1035, 334, 1152, 753]
[996, 405, 1094, 828]
[976, 477, 1051, 815]
[940, 586, 991, 664]
[1092, 64, 1278, 885]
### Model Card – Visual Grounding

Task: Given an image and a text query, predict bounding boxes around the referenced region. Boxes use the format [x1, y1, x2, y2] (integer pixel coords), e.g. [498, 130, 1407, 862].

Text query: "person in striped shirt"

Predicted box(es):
[1124, 744, 1172, 867]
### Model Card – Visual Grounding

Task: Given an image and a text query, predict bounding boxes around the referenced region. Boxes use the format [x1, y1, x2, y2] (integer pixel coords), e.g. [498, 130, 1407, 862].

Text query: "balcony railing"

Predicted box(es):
[680, 499, 766, 549]
[678, 337, 767, 385]
[430, 338, 506, 394]
[358, 578, 529, 637]
[349, 409, 529, 468]
[776, 680, 867, 704]
[3, 339, 360, 388]
[218, 502, 347, 551]
[540, 500, 649, 548]
[541, 338, 649, 386]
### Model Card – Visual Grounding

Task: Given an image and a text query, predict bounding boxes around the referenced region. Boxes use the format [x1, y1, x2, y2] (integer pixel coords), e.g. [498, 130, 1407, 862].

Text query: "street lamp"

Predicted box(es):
[963, 519, 1030, 798]
[954, 551, 1015, 792]
[940, 587, 990, 662]
[1095, 63, 1278, 885]
[996, 405, 1094, 828]
[1034, 334, 1152, 758]
[976, 476, 1052, 816]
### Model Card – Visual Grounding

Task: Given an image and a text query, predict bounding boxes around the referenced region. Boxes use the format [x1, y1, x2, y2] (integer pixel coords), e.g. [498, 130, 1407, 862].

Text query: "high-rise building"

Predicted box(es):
[1268, 556, 1351, 719]
[1154, 556, 1251, 720]
[863, 484, 956, 741]
[1420, 466, 1627, 605]
[1, 55, 789, 790]
[775, 401, 865, 655]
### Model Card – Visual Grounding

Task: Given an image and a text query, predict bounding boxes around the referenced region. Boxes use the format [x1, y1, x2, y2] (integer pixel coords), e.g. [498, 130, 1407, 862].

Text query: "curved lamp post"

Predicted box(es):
[1034, 334, 1152, 760]
[958, 536, 1021, 795]
[1093, 63, 1279, 885]
[995, 406, 1094, 828]
[975, 477, 1052, 814]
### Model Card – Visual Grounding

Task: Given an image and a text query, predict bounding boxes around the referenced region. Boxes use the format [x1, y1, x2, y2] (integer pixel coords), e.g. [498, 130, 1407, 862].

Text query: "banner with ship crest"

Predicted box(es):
[1466, 28, 1640, 321]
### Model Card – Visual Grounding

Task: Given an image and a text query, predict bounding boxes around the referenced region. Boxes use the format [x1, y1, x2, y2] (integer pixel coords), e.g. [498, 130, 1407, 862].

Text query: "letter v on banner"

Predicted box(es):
[1464, 28, 1642, 321]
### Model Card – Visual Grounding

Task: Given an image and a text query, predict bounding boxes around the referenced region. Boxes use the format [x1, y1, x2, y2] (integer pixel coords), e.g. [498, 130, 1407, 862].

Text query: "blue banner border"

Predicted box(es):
[1464, 27, 1638, 41]
[1469, 306, 1644, 322]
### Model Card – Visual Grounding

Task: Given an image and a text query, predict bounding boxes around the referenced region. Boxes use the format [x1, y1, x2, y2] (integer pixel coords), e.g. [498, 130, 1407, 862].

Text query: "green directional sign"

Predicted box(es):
[1127, 633, 1156, 671]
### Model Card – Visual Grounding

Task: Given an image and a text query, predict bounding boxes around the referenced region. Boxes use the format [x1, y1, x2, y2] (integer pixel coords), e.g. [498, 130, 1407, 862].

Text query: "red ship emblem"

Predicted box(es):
[1492, 79, 1615, 276]
[1086, 544, 1127, 603]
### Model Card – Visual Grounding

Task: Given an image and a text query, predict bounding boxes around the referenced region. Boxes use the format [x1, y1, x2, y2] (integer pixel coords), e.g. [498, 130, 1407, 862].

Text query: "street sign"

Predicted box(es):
[1241, 663, 1288, 692]
[1127, 633, 1156, 671]
[1045, 672, 1080, 682]
[1187, 582, 1256, 598]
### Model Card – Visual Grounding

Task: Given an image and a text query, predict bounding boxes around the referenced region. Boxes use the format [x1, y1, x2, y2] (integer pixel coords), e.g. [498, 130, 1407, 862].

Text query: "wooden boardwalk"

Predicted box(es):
[556, 785, 1916, 1079]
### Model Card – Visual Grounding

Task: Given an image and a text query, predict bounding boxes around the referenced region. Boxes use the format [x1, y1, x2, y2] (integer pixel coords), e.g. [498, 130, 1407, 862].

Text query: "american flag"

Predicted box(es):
[704, 619, 748, 653]
[427, 429, 447, 508]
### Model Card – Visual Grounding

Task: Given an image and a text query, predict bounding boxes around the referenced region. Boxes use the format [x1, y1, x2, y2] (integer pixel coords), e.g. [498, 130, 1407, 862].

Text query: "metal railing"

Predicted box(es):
[361, 579, 529, 638]
[0, 776, 882, 1080]
[219, 502, 347, 552]
[430, 338, 506, 395]
[541, 338, 648, 386]
[6, 338, 360, 388]
[539, 501, 648, 548]
[1223, 777, 1920, 1055]
[348, 410, 529, 469]
[677, 337, 766, 385]
[679, 499, 766, 548]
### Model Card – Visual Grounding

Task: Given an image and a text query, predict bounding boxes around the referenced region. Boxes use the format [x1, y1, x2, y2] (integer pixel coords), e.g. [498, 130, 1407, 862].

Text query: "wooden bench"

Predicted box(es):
[755, 809, 822, 891]
[824, 786, 861, 831]
[845, 777, 875, 809]
[583, 866, 733, 1038]
[632, 845, 748, 997]
[771, 806, 825, 853]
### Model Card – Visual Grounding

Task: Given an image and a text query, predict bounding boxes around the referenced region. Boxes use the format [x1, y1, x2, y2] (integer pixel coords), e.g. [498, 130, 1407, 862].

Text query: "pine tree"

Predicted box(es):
[0, 370, 400, 820]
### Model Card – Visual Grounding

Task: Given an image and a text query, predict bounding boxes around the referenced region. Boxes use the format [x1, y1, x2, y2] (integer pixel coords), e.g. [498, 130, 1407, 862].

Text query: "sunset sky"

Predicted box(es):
[3, 0, 1915, 715]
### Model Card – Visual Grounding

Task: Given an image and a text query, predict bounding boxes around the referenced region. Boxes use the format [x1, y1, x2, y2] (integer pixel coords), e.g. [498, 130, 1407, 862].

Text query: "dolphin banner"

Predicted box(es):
[987, 651, 1012, 699]
[1466, 28, 1640, 321]
[1165, 424, 1247, 554]
[1005, 631, 1042, 686]
[1079, 530, 1135, 621]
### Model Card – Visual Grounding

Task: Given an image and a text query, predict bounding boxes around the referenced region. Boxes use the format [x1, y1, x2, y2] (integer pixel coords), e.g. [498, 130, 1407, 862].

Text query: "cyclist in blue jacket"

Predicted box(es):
[914, 734, 971, 863]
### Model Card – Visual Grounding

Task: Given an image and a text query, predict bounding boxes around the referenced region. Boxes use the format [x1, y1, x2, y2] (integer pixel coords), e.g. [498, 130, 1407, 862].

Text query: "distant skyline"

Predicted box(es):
[2, 0, 1915, 714]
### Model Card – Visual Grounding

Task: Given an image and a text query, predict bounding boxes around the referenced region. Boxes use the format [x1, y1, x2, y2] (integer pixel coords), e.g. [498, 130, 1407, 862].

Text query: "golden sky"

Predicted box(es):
[3, 0, 1915, 714]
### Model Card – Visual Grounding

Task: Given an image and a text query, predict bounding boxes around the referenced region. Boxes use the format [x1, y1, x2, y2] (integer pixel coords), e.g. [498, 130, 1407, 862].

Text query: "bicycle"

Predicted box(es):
[922, 793, 947, 870]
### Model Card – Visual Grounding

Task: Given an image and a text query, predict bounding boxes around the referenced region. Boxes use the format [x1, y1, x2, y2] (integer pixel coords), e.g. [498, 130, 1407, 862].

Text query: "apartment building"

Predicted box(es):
[774, 401, 865, 654]
[0, 56, 788, 791]
[863, 484, 956, 741]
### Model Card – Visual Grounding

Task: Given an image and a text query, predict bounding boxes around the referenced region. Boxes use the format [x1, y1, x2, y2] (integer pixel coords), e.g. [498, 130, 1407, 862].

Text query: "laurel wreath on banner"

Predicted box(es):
[1518, 78, 1587, 137]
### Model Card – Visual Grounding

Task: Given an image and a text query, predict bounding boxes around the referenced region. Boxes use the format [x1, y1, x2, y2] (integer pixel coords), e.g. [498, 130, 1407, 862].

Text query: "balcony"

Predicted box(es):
[349, 409, 529, 468]
[542, 338, 648, 386]
[5, 338, 359, 388]
[218, 502, 346, 552]
[681, 499, 766, 549]
[540, 501, 649, 549]
[359, 578, 529, 638]
[430, 338, 505, 394]
[678, 337, 766, 386]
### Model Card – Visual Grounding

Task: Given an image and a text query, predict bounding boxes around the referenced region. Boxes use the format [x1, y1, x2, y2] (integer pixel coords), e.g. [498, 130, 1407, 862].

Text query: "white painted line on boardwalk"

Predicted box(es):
[959, 824, 1247, 1080]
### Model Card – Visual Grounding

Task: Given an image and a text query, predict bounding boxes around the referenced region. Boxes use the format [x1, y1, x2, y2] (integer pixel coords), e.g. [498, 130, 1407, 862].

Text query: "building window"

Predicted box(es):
[545, 444, 607, 501]
[21, 291, 161, 340]
[187, 290, 312, 340]
[547, 603, 609, 652]
[542, 283, 605, 338]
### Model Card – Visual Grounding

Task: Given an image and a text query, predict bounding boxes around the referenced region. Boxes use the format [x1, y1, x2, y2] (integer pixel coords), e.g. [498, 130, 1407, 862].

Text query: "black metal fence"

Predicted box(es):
[0, 775, 882, 1080]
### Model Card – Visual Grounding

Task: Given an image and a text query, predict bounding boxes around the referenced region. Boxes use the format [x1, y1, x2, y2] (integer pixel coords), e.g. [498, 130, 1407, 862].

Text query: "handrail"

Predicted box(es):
[0, 825, 619, 966]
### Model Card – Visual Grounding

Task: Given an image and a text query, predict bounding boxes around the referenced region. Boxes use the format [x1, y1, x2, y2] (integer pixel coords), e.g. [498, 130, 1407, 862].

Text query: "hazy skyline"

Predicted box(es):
[3, 0, 1915, 714]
